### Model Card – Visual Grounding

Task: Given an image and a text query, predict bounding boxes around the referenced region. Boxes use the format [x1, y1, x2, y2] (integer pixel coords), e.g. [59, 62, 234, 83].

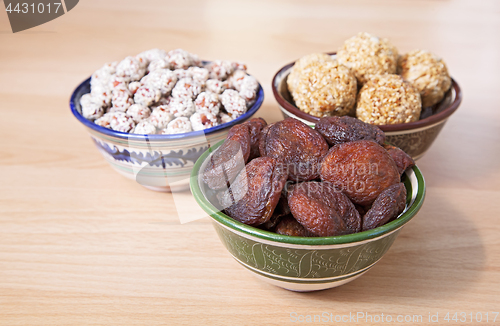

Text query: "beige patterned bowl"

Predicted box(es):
[272, 54, 462, 160]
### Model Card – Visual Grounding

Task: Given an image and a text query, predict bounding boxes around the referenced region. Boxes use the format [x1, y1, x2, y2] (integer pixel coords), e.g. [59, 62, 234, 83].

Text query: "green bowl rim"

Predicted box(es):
[190, 141, 426, 245]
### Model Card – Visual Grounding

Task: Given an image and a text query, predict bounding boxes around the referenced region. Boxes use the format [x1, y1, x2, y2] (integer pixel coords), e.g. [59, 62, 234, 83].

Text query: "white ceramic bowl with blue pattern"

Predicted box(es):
[70, 77, 264, 192]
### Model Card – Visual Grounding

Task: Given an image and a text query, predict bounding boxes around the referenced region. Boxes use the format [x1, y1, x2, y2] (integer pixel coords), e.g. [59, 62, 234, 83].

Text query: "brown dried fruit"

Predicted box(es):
[287, 181, 361, 236]
[259, 213, 282, 232]
[202, 124, 251, 189]
[219, 157, 287, 226]
[259, 190, 291, 231]
[362, 182, 407, 231]
[275, 215, 316, 237]
[354, 204, 369, 217]
[228, 117, 267, 161]
[259, 118, 329, 182]
[258, 122, 275, 156]
[320, 140, 400, 206]
[384, 144, 416, 175]
[315, 116, 386, 146]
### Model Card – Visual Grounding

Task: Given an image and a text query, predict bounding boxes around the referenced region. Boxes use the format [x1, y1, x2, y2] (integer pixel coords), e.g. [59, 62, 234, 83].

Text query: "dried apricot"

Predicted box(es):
[259, 213, 282, 231]
[354, 204, 369, 217]
[320, 140, 400, 206]
[362, 182, 407, 231]
[202, 124, 250, 189]
[315, 116, 385, 146]
[384, 144, 415, 175]
[275, 215, 315, 237]
[259, 118, 329, 182]
[287, 181, 361, 236]
[259, 190, 291, 231]
[228, 117, 267, 160]
[218, 157, 287, 226]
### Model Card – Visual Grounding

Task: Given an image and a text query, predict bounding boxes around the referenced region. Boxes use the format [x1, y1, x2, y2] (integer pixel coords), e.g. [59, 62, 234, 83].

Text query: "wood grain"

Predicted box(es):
[1, 0, 499, 325]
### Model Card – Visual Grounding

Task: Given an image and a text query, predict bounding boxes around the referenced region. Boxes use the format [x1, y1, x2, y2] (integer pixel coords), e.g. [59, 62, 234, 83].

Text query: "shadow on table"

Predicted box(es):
[285, 191, 485, 301]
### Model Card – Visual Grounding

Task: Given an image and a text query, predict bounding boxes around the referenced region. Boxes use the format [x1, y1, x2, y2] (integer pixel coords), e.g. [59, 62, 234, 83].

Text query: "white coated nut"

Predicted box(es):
[162, 117, 193, 134]
[149, 106, 174, 129]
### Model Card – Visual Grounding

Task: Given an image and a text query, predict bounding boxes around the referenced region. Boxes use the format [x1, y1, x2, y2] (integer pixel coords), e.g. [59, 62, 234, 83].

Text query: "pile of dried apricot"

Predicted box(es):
[202, 116, 415, 237]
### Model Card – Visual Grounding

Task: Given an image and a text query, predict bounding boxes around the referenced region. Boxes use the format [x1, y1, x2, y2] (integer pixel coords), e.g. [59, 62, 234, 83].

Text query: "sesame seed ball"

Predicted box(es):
[126, 104, 151, 123]
[190, 111, 219, 131]
[294, 53, 334, 71]
[337, 32, 398, 85]
[291, 60, 357, 117]
[149, 106, 174, 129]
[133, 120, 157, 135]
[398, 50, 452, 107]
[161, 117, 193, 134]
[287, 53, 333, 94]
[356, 74, 422, 125]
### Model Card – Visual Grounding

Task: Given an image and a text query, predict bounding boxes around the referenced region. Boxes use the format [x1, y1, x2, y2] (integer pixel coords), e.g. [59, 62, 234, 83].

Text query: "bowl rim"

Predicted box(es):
[70, 76, 265, 141]
[271, 52, 462, 132]
[190, 140, 426, 246]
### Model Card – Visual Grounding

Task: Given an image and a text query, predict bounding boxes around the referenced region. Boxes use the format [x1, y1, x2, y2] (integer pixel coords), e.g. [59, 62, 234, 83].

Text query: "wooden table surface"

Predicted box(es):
[1, 0, 499, 325]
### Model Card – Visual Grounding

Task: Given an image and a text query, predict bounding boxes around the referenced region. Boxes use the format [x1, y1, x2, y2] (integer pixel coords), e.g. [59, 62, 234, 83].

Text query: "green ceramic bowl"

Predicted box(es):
[190, 141, 426, 292]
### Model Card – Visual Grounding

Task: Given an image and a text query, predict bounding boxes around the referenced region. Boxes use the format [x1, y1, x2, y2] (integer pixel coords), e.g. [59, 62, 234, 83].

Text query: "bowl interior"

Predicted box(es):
[272, 53, 462, 132]
[70, 76, 265, 141]
[190, 140, 426, 246]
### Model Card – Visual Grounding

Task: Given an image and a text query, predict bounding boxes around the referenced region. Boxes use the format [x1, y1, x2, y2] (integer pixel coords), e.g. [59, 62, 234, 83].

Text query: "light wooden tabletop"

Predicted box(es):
[1, 0, 499, 325]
